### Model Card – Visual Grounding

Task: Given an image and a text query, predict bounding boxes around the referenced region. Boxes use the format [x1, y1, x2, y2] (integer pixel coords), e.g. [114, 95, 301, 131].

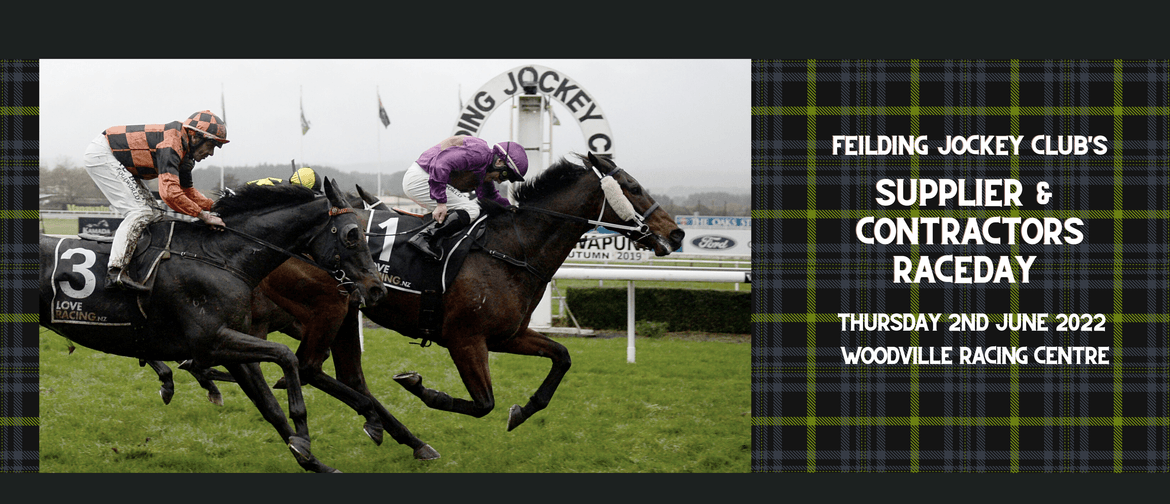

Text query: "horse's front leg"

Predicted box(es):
[393, 338, 496, 418]
[201, 326, 336, 473]
[488, 328, 572, 431]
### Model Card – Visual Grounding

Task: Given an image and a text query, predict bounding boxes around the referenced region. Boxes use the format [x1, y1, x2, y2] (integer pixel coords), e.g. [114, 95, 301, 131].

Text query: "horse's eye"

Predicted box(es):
[629, 184, 642, 196]
[341, 224, 361, 248]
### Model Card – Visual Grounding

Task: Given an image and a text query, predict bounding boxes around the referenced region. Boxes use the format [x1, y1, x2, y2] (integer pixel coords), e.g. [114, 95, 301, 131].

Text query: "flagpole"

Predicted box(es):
[377, 85, 382, 199]
[220, 83, 225, 192]
[300, 86, 305, 169]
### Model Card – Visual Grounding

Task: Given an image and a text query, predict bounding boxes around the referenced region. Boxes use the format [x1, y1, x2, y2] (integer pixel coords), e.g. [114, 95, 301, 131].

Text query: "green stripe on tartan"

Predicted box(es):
[751, 106, 1170, 116]
[0, 314, 38, 323]
[751, 209, 1170, 219]
[751, 417, 1170, 427]
[0, 210, 40, 219]
[805, 59, 817, 473]
[751, 313, 1170, 323]
[0, 106, 38, 115]
[0, 417, 40, 427]
[1111, 59, 1125, 473]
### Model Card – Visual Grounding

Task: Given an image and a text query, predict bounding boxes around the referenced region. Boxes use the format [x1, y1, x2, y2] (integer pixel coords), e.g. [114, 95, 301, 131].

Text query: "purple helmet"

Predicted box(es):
[492, 141, 528, 182]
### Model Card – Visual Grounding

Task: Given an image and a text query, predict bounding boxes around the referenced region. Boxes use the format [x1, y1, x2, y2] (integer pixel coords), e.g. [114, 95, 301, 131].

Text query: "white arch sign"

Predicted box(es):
[451, 65, 615, 157]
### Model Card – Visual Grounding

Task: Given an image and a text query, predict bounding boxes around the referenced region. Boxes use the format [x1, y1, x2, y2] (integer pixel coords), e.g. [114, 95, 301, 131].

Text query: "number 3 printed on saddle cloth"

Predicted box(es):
[49, 238, 136, 326]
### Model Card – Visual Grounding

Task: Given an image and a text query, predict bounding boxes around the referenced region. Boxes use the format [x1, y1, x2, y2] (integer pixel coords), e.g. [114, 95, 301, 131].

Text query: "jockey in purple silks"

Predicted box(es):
[402, 135, 528, 260]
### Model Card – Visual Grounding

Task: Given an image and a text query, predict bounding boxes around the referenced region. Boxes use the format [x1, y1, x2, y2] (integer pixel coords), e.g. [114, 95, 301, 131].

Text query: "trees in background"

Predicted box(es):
[39, 157, 107, 209]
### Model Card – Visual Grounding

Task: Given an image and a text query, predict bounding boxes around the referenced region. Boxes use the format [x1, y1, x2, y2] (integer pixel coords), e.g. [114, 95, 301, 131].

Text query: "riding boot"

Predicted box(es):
[407, 210, 470, 261]
[106, 266, 150, 293]
[106, 210, 153, 293]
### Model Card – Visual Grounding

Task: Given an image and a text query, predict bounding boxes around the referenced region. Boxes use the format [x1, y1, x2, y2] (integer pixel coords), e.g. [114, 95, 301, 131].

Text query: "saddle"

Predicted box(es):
[48, 221, 178, 326]
[364, 208, 487, 341]
[364, 209, 487, 295]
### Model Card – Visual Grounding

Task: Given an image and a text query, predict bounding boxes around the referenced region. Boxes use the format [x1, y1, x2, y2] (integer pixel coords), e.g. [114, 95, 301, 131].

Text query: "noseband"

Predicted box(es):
[589, 165, 658, 243]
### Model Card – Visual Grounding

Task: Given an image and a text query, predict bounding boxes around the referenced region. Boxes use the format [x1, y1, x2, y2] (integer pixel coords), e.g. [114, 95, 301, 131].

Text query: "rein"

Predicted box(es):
[483, 163, 661, 282]
[219, 205, 359, 294]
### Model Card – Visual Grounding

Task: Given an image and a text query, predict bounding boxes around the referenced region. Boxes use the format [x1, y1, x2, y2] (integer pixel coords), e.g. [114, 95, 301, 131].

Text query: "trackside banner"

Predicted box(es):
[752, 59, 1169, 473]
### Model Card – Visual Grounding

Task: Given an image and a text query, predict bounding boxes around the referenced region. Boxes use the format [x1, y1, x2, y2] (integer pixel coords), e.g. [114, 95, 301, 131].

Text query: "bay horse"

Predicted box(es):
[157, 152, 682, 457]
[39, 178, 384, 473]
[372, 152, 683, 430]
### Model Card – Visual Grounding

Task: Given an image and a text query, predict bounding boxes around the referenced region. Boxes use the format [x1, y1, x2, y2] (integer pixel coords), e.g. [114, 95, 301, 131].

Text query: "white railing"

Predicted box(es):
[531, 263, 751, 364]
[40, 210, 119, 219]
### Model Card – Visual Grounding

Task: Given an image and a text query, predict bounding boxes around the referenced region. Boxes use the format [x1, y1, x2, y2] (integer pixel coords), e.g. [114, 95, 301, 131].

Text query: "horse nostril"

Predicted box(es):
[670, 229, 686, 246]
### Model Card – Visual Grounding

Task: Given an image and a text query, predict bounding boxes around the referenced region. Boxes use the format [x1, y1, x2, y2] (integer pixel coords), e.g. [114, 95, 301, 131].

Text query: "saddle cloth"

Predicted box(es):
[47, 222, 176, 326]
[362, 209, 486, 295]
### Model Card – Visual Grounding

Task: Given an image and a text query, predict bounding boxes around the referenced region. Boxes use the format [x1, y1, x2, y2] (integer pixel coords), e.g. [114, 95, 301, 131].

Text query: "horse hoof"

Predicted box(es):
[507, 404, 525, 431]
[393, 372, 421, 388]
[272, 376, 288, 390]
[413, 444, 441, 461]
[159, 387, 174, 405]
[288, 436, 313, 463]
[363, 422, 385, 446]
[208, 392, 223, 406]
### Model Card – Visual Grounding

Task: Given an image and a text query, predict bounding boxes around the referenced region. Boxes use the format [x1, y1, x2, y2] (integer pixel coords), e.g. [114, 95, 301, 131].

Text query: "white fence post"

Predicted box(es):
[627, 280, 636, 363]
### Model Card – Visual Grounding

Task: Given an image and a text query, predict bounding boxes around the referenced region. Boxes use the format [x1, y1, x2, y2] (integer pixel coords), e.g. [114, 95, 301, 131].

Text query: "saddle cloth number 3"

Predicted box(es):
[59, 247, 98, 299]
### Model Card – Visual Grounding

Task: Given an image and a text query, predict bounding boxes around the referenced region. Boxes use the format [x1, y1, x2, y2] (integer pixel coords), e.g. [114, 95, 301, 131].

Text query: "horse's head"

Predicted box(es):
[584, 152, 685, 256]
[316, 178, 386, 306]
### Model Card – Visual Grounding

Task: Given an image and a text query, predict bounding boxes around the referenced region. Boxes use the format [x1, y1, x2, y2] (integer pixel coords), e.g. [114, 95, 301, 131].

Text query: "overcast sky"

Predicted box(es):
[41, 59, 749, 197]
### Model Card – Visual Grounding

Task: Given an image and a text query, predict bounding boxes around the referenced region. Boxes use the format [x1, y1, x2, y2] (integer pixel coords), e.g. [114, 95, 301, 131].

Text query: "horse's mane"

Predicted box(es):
[212, 182, 320, 217]
[511, 154, 602, 205]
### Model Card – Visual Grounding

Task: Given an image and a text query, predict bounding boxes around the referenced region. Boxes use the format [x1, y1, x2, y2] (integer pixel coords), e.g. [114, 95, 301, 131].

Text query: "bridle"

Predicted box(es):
[513, 164, 660, 247]
[483, 162, 663, 282]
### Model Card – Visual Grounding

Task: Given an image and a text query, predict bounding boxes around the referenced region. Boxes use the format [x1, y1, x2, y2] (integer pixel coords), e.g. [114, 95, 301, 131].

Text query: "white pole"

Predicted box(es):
[627, 280, 636, 363]
[300, 86, 305, 169]
[376, 85, 381, 198]
[220, 83, 225, 192]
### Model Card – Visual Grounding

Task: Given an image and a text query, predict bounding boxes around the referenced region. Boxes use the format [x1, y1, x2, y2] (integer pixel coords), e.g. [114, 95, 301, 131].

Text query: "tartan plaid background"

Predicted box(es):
[752, 60, 1168, 472]
[1, 59, 39, 472]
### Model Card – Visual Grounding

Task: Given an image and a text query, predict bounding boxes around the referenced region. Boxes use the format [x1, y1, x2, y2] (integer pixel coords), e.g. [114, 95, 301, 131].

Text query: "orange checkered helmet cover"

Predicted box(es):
[183, 110, 230, 144]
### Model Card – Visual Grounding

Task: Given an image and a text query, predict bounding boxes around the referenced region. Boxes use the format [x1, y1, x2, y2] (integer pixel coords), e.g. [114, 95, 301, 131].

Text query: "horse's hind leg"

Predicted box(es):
[180, 364, 235, 406]
[487, 328, 572, 431]
[394, 339, 496, 418]
[141, 360, 175, 405]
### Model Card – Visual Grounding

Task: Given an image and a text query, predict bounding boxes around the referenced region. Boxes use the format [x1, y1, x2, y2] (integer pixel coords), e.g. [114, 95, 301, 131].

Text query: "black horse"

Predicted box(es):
[39, 178, 385, 473]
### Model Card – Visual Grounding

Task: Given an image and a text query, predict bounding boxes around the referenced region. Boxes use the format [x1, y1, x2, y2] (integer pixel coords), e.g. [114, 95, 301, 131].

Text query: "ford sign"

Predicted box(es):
[692, 235, 736, 250]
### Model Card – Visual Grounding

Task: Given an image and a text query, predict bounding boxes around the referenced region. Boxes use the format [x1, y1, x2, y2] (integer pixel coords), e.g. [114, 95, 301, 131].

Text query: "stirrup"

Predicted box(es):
[408, 235, 442, 261]
[107, 268, 150, 293]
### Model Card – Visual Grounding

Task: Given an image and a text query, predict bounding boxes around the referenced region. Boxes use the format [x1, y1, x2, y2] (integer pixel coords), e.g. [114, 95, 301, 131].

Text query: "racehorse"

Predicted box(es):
[39, 178, 385, 473]
[151, 152, 683, 457]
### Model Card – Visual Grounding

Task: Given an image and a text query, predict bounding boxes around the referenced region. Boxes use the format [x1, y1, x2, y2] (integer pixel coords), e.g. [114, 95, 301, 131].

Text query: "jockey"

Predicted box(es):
[402, 136, 528, 261]
[83, 110, 229, 293]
